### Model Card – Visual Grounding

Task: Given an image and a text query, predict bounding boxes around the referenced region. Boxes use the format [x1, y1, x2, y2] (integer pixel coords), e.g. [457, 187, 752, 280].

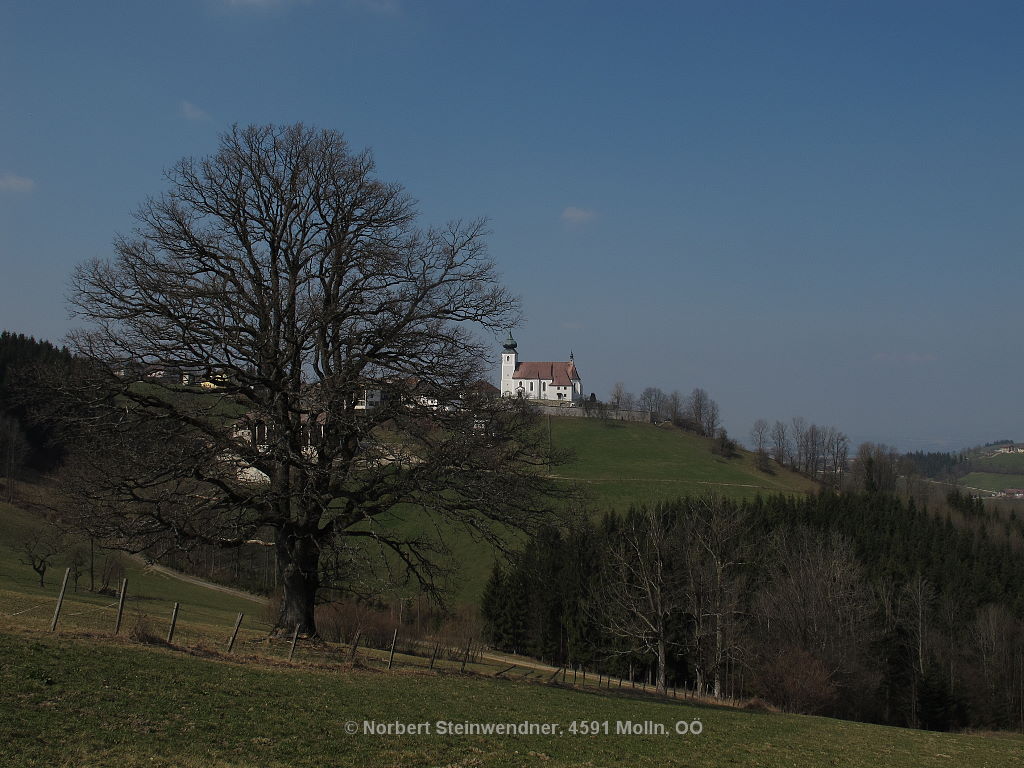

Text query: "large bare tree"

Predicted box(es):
[593, 504, 685, 694]
[56, 123, 567, 635]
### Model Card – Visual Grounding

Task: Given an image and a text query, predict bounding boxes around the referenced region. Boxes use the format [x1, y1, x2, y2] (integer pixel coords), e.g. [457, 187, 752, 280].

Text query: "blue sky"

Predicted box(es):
[1, 1, 1022, 451]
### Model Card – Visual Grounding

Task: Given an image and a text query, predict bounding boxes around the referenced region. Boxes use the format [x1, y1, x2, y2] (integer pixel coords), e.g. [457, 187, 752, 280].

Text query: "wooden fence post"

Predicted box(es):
[348, 629, 361, 662]
[113, 578, 128, 635]
[460, 638, 472, 673]
[288, 623, 300, 662]
[387, 628, 398, 670]
[48, 567, 71, 632]
[166, 602, 180, 644]
[428, 641, 439, 670]
[226, 612, 244, 653]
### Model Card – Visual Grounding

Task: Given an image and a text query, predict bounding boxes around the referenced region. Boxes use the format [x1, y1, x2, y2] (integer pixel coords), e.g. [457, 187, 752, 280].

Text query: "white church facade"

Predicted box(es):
[499, 333, 583, 403]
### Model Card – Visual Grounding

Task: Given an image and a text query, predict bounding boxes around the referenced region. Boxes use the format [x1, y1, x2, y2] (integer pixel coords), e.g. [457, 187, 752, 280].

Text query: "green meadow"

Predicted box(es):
[549, 416, 818, 510]
[2, 628, 1022, 768]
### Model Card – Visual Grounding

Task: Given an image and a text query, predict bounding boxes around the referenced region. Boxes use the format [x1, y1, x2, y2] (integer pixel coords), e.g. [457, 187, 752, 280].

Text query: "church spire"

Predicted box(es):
[503, 331, 518, 352]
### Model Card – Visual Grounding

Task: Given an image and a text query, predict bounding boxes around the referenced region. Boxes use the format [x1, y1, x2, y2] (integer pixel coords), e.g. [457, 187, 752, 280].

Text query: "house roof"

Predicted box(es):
[512, 361, 581, 386]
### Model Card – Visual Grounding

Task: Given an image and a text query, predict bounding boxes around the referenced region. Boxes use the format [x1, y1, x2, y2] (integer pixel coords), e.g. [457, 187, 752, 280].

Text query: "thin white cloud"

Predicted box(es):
[180, 100, 211, 121]
[561, 206, 596, 225]
[0, 173, 34, 193]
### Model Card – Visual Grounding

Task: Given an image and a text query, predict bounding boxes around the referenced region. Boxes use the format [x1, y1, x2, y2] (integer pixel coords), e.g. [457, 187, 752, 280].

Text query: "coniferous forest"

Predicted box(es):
[482, 492, 1024, 731]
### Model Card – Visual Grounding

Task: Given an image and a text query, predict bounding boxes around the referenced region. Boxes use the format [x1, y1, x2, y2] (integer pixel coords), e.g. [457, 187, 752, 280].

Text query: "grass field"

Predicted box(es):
[549, 417, 818, 510]
[960, 472, 1024, 494]
[969, 452, 1024, 474]
[0, 501, 273, 648]
[4, 500, 1024, 767]
[368, 417, 818, 604]
[3, 628, 1023, 768]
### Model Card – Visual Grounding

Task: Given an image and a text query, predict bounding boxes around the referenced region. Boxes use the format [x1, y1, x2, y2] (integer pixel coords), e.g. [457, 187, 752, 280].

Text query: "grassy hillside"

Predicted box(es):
[961, 472, 1024, 494]
[549, 416, 818, 511]
[2, 628, 1022, 768]
[383, 417, 817, 603]
[0, 501, 271, 644]
[1, 415, 817, 610]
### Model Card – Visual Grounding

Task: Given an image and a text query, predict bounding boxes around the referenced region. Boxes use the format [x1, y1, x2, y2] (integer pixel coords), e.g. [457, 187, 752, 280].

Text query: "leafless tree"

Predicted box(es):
[750, 419, 770, 470]
[620, 390, 637, 411]
[0, 413, 30, 501]
[594, 504, 685, 694]
[748, 529, 878, 715]
[705, 400, 720, 438]
[665, 390, 684, 424]
[770, 420, 789, 465]
[685, 388, 719, 436]
[639, 387, 666, 420]
[680, 497, 750, 698]
[52, 123, 570, 635]
[824, 428, 850, 489]
[969, 603, 1021, 726]
[609, 382, 626, 410]
[853, 442, 899, 493]
[15, 520, 64, 587]
[790, 416, 808, 472]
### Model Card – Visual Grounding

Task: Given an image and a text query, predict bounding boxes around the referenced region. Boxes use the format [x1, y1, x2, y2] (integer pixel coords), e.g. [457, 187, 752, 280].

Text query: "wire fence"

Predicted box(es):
[0, 567, 734, 709]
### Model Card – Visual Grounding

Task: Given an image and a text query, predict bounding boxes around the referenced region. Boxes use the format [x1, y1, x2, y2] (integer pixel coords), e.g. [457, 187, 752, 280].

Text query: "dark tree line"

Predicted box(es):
[0, 331, 74, 480]
[482, 492, 1024, 731]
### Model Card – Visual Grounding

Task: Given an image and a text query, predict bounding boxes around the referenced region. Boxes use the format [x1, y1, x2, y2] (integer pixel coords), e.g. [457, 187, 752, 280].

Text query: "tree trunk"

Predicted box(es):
[657, 637, 668, 694]
[713, 619, 723, 699]
[275, 530, 320, 636]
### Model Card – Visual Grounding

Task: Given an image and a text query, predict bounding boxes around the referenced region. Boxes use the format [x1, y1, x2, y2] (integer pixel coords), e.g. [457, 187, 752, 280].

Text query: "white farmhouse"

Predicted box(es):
[499, 333, 582, 402]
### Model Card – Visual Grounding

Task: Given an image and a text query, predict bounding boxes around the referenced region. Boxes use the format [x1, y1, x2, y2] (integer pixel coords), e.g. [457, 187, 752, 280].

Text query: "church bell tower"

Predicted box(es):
[500, 332, 518, 396]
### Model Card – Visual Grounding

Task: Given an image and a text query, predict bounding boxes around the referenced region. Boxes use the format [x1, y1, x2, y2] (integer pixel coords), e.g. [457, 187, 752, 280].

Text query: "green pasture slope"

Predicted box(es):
[384, 416, 817, 604]
[0, 416, 817, 612]
[2, 629, 1022, 768]
[961, 473, 1024, 494]
[549, 416, 818, 511]
[0, 502, 270, 642]
[958, 452, 1024, 493]
[969, 451, 1024, 474]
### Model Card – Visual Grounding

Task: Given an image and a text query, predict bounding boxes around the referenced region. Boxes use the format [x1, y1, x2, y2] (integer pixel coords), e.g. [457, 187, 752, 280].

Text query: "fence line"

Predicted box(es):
[4, 585, 717, 709]
[4, 602, 48, 617]
[63, 601, 119, 617]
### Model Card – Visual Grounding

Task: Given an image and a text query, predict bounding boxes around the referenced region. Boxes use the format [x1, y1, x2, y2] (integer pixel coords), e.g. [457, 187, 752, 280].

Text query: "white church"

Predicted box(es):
[499, 332, 583, 403]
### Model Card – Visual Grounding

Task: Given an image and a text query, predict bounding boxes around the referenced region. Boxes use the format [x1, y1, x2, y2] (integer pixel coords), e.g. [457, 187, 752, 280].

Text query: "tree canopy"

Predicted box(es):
[55, 123, 568, 634]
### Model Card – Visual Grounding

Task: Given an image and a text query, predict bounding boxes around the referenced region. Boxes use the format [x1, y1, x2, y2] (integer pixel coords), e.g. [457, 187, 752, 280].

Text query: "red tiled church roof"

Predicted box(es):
[512, 361, 581, 386]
